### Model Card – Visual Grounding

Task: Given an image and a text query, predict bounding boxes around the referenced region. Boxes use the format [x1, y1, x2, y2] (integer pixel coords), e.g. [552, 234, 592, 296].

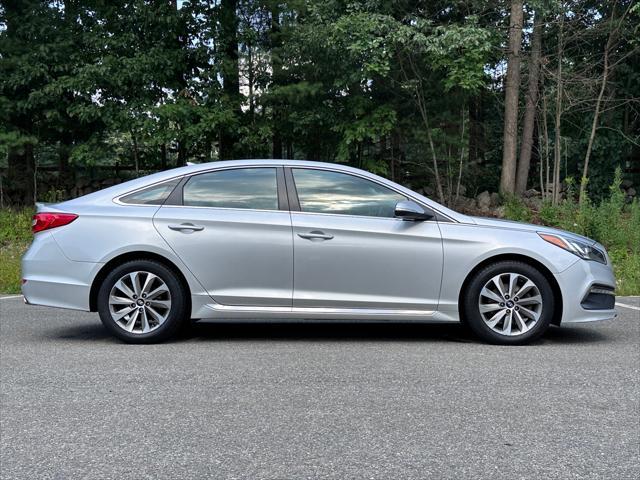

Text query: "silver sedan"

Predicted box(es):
[22, 160, 617, 344]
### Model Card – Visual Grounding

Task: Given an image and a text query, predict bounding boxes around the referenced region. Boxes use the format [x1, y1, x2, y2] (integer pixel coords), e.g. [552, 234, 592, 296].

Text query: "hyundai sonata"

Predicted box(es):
[21, 160, 617, 344]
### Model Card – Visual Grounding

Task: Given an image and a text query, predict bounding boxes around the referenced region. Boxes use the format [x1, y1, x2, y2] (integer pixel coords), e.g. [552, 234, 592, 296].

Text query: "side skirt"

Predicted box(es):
[193, 302, 460, 323]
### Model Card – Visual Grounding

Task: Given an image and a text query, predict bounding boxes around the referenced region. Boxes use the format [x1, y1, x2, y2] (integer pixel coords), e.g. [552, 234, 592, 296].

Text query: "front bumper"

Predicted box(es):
[555, 258, 617, 323]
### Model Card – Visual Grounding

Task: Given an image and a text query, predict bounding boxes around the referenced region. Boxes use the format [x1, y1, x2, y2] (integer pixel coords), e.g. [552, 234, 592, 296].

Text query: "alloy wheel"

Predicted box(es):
[478, 272, 543, 336]
[108, 271, 172, 334]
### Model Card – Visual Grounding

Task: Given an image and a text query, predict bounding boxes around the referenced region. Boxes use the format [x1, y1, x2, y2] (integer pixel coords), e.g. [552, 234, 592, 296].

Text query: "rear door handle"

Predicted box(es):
[168, 223, 204, 232]
[298, 230, 334, 241]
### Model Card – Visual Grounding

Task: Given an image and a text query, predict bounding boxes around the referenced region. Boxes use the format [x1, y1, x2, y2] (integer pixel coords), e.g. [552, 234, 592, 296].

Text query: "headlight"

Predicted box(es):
[538, 233, 607, 264]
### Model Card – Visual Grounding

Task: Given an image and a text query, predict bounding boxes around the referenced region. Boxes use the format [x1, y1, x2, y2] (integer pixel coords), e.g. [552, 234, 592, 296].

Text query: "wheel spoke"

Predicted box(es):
[519, 305, 540, 321]
[517, 294, 542, 306]
[515, 280, 536, 298]
[480, 303, 502, 313]
[146, 305, 166, 325]
[502, 311, 512, 335]
[508, 273, 518, 297]
[113, 306, 136, 322]
[147, 284, 169, 300]
[485, 309, 507, 328]
[124, 309, 140, 332]
[513, 310, 529, 333]
[148, 299, 170, 309]
[110, 295, 132, 305]
[129, 272, 142, 296]
[140, 273, 158, 295]
[481, 287, 503, 304]
[140, 309, 150, 333]
[491, 276, 506, 298]
[114, 279, 135, 299]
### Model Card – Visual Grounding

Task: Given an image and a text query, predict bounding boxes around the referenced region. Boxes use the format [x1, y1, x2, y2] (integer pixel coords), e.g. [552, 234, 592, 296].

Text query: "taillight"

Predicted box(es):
[32, 213, 78, 234]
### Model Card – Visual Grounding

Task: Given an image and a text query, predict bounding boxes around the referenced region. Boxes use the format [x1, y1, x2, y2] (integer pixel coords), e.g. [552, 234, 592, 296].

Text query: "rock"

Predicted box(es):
[454, 196, 477, 211]
[524, 188, 540, 198]
[627, 187, 636, 197]
[524, 196, 542, 210]
[494, 206, 506, 218]
[476, 191, 491, 211]
[489, 192, 500, 208]
[75, 178, 91, 189]
[457, 185, 467, 196]
[621, 179, 633, 189]
[424, 186, 435, 197]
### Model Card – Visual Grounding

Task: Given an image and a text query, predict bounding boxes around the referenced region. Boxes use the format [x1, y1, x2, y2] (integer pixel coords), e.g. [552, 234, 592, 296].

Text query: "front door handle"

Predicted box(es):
[168, 223, 204, 232]
[298, 230, 334, 241]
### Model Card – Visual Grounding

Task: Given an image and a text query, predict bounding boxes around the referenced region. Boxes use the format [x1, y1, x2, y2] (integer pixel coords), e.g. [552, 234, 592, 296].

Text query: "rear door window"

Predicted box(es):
[183, 168, 279, 210]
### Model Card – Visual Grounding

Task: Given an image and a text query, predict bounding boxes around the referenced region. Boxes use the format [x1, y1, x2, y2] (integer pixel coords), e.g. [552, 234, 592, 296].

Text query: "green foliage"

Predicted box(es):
[514, 168, 640, 295]
[502, 194, 532, 222]
[0, 209, 33, 294]
[0, 0, 637, 213]
[0, 209, 32, 245]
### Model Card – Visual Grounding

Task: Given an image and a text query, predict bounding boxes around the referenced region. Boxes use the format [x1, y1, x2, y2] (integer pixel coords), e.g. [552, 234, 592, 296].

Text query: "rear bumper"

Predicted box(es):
[21, 232, 100, 311]
[556, 258, 617, 323]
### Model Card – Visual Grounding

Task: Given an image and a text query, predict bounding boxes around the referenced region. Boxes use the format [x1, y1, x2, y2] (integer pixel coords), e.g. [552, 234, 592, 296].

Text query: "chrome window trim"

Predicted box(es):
[289, 209, 436, 223]
[288, 165, 456, 223]
[159, 204, 289, 215]
[112, 162, 457, 222]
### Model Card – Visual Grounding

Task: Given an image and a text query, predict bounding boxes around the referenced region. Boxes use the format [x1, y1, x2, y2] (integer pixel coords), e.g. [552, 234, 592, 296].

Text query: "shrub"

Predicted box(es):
[502, 194, 532, 222]
[505, 168, 639, 295]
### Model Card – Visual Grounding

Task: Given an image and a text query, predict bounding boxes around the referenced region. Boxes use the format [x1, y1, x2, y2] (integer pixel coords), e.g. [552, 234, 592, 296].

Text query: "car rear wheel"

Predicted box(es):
[97, 259, 188, 343]
[462, 261, 555, 345]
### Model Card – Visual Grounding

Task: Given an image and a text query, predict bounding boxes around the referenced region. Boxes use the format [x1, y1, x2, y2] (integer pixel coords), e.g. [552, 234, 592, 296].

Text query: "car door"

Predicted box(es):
[153, 166, 293, 307]
[287, 167, 443, 311]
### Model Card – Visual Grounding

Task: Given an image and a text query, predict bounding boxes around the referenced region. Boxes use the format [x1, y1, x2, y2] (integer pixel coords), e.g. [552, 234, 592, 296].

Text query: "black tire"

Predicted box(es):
[97, 259, 188, 344]
[462, 261, 555, 345]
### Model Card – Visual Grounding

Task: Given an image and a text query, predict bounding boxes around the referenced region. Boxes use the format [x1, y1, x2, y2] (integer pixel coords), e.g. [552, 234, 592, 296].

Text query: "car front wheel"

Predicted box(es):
[462, 261, 555, 345]
[97, 259, 188, 343]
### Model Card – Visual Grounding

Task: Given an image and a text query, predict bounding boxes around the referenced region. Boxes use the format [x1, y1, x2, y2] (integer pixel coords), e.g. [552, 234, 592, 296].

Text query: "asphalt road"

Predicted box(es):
[1, 296, 638, 480]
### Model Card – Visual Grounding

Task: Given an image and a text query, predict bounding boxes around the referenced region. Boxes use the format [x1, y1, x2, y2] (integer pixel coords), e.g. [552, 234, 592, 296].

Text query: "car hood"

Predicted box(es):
[469, 216, 597, 245]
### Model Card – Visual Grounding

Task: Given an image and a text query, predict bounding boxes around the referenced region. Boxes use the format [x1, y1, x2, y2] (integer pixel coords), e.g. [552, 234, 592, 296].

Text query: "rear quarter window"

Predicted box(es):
[119, 179, 180, 205]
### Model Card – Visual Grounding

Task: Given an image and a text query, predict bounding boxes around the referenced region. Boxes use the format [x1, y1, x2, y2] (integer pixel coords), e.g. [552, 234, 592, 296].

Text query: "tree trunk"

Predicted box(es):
[6, 145, 35, 206]
[468, 94, 483, 164]
[541, 92, 550, 199]
[24, 144, 35, 205]
[579, 3, 626, 204]
[455, 106, 466, 203]
[415, 88, 445, 204]
[516, 13, 543, 194]
[499, 0, 524, 195]
[131, 131, 140, 175]
[270, 3, 283, 159]
[177, 141, 187, 167]
[553, 12, 564, 205]
[160, 144, 167, 170]
[219, 0, 240, 160]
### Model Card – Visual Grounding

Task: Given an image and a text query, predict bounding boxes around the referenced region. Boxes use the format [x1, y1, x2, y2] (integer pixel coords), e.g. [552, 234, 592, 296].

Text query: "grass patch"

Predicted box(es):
[0, 209, 33, 294]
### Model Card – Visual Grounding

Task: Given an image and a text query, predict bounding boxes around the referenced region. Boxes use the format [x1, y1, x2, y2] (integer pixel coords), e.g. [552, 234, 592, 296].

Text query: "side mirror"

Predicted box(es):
[394, 200, 433, 221]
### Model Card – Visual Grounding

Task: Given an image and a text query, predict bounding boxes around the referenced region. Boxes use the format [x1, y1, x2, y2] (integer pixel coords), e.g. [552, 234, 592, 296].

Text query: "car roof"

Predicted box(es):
[58, 159, 468, 222]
